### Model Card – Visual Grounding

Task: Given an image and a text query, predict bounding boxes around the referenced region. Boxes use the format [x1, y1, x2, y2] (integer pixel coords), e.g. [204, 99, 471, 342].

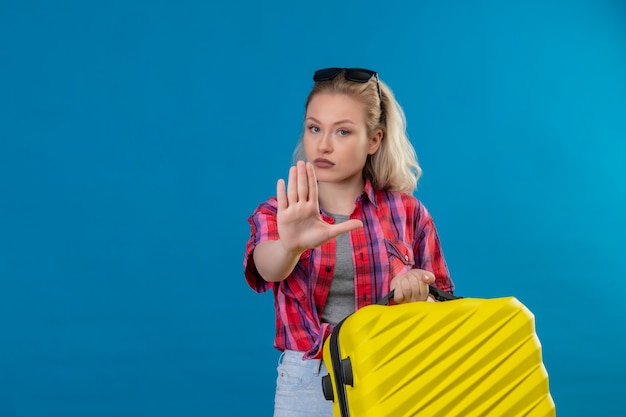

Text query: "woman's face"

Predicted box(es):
[303, 92, 381, 186]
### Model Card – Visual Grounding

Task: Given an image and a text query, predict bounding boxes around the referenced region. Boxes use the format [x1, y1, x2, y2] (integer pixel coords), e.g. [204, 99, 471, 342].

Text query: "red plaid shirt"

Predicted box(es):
[244, 180, 454, 359]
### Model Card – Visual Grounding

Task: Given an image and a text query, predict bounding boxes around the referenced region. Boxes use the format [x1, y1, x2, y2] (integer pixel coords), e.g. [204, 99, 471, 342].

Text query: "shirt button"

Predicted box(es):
[404, 255, 409, 262]
[325, 266, 332, 272]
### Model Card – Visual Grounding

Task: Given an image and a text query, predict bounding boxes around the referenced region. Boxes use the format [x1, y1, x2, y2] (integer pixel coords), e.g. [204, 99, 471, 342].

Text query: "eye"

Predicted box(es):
[307, 124, 320, 133]
[337, 129, 351, 136]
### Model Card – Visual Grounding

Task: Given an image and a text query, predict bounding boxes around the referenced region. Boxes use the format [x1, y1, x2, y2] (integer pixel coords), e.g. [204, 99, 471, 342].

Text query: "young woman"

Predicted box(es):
[244, 68, 455, 417]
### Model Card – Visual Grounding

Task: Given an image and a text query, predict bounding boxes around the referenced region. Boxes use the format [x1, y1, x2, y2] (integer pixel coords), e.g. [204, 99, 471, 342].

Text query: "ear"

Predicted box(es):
[368, 129, 383, 155]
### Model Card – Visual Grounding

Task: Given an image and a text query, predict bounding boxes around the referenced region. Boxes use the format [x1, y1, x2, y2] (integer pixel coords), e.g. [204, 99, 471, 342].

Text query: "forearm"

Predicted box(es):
[253, 240, 304, 282]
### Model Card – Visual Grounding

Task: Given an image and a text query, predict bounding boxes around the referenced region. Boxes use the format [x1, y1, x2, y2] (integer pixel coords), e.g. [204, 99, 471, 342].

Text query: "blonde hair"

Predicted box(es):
[292, 71, 422, 194]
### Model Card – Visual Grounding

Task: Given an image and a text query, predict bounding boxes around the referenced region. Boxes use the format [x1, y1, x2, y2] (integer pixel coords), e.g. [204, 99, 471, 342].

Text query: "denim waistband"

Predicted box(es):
[279, 349, 325, 375]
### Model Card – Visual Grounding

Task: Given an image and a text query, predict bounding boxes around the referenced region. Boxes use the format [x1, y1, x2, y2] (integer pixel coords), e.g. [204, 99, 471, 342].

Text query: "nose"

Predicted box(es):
[318, 132, 333, 153]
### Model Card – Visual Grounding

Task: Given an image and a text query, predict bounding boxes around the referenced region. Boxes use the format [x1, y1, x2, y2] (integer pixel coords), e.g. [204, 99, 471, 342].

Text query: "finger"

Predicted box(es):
[392, 278, 411, 304]
[392, 283, 405, 304]
[296, 160, 309, 202]
[419, 272, 434, 300]
[287, 165, 298, 204]
[306, 162, 318, 203]
[421, 272, 435, 285]
[408, 273, 422, 301]
[276, 179, 287, 210]
[390, 278, 403, 303]
[401, 279, 414, 302]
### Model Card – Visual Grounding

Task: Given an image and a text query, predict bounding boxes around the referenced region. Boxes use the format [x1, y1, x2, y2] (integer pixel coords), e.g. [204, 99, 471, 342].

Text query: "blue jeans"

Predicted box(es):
[273, 350, 334, 417]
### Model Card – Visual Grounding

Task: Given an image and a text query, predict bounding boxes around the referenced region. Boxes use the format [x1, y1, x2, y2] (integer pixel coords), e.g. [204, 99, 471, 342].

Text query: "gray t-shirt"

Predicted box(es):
[321, 213, 356, 326]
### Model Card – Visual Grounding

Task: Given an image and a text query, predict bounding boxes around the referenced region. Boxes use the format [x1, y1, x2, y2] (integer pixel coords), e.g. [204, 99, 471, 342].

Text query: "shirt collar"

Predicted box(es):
[359, 178, 378, 207]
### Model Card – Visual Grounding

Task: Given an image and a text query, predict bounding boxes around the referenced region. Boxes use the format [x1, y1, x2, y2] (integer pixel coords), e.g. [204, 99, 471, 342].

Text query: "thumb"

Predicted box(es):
[421, 272, 435, 284]
[326, 219, 363, 241]
[337, 219, 363, 234]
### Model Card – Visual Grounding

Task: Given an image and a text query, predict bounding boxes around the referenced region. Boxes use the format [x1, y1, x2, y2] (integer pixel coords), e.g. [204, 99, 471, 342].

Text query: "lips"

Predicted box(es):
[313, 158, 335, 169]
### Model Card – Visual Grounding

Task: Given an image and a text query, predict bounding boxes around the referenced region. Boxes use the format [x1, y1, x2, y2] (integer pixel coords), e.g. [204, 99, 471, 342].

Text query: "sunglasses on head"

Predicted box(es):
[313, 67, 383, 108]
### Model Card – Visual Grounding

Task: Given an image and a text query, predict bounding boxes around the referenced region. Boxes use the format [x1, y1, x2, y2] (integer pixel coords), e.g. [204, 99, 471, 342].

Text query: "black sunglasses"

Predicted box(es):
[313, 67, 383, 108]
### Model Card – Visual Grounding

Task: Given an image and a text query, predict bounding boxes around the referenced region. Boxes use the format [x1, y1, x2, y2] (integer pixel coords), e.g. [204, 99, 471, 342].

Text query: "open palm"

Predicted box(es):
[276, 161, 363, 253]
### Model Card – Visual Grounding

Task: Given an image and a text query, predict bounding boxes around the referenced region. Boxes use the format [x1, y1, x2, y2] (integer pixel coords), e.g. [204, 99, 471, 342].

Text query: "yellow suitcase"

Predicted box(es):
[322, 287, 556, 416]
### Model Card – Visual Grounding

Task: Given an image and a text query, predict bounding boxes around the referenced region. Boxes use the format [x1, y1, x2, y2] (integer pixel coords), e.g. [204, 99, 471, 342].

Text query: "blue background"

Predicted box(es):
[1, 0, 625, 416]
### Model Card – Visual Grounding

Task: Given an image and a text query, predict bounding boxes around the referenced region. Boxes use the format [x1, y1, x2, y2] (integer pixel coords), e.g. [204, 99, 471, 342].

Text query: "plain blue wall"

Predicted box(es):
[1, 0, 625, 416]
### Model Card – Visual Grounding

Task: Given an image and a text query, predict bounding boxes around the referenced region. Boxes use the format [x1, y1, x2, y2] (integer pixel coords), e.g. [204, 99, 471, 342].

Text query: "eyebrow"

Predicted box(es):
[306, 116, 356, 126]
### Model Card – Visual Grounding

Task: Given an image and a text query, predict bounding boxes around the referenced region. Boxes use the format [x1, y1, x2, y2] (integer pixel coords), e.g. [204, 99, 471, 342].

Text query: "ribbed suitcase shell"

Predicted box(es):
[322, 297, 555, 417]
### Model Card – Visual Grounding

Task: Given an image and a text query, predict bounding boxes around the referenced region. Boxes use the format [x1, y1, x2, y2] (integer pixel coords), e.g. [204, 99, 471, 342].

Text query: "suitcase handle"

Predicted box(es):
[377, 285, 462, 305]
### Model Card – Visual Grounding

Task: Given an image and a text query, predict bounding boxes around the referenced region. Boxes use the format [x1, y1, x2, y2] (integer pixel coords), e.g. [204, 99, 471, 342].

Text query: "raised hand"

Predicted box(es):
[276, 161, 363, 254]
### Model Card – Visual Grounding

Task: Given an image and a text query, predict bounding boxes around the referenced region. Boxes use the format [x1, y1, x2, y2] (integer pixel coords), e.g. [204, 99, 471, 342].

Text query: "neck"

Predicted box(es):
[317, 179, 365, 216]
